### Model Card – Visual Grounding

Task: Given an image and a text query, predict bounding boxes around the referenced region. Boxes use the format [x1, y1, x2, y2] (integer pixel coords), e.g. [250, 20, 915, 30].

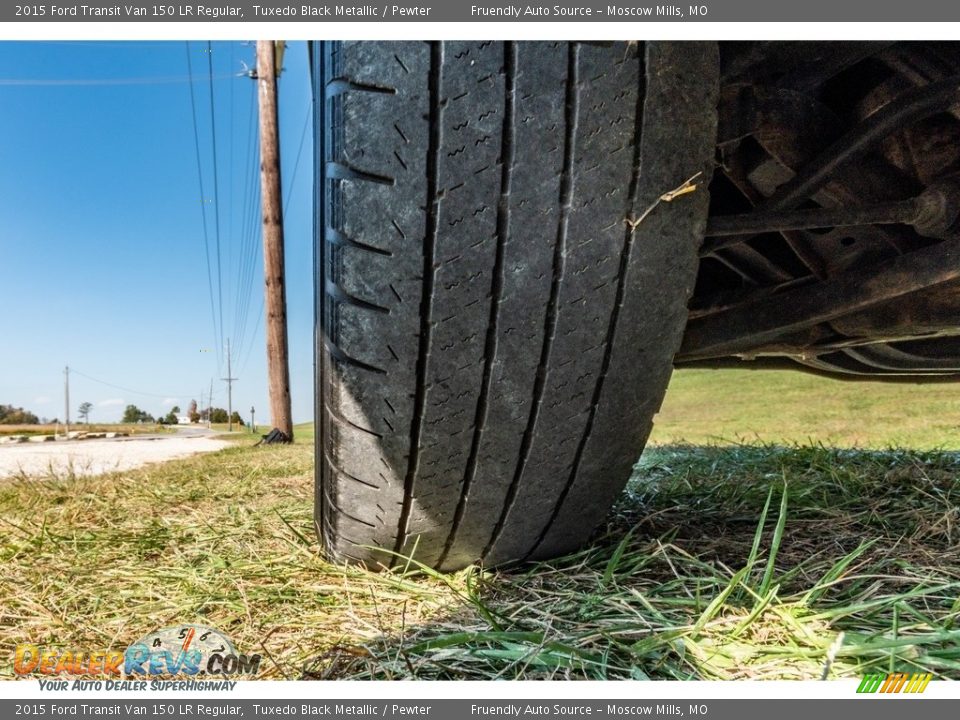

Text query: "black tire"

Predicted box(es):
[314, 40, 719, 571]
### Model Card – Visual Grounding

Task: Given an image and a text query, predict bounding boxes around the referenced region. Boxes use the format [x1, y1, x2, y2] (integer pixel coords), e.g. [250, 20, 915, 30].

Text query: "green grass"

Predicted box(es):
[216, 422, 315, 441]
[336, 445, 960, 680]
[651, 369, 960, 450]
[1, 374, 958, 680]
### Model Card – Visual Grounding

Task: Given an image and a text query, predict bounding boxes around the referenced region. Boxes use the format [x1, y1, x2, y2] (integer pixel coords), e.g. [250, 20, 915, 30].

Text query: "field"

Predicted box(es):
[0, 423, 173, 437]
[651, 368, 960, 450]
[1, 369, 958, 680]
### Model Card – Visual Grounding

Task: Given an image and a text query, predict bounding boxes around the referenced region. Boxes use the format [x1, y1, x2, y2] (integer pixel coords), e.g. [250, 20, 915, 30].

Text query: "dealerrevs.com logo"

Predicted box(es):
[15, 624, 261, 678]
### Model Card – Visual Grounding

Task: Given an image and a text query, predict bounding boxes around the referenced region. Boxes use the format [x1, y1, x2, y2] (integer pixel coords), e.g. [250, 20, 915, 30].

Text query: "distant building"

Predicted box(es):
[176, 415, 192, 425]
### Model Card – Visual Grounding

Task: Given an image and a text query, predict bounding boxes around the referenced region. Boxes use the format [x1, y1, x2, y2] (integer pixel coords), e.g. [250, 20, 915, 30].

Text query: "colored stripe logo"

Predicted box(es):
[857, 672, 933, 694]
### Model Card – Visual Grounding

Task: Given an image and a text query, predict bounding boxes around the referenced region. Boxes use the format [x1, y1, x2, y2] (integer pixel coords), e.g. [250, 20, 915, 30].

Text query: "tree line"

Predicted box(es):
[1, 401, 245, 426]
[123, 401, 244, 426]
[0, 404, 40, 424]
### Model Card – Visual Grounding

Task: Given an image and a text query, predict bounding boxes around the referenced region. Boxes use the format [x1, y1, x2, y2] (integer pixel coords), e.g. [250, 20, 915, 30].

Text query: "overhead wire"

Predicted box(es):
[284, 105, 311, 216]
[240, 94, 312, 377]
[70, 369, 194, 401]
[208, 43, 262, 375]
[237, 86, 260, 345]
[207, 40, 226, 364]
[184, 41, 223, 373]
[55, 45, 279, 413]
[238, 303, 265, 376]
[0, 73, 238, 86]
[227, 42, 236, 322]
[236, 188, 261, 353]
[232, 66, 262, 365]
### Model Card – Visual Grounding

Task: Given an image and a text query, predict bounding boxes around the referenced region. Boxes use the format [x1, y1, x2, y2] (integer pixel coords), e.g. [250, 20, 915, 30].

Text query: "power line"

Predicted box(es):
[283, 103, 311, 215]
[0, 73, 238, 87]
[238, 99, 309, 377]
[185, 41, 222, 373]
[232, 81, 261, 358]
[239, 298, 265, 375]
[208, 40, 226, 364]
[69, 368, 193, 400]
[227, 42, 236, 316]
[235, 196, 261, 355]
[237, 102, 308, 377]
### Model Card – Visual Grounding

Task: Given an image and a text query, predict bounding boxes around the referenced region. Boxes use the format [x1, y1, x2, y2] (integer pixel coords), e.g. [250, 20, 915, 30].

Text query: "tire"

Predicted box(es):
[314, 40, 719, 571]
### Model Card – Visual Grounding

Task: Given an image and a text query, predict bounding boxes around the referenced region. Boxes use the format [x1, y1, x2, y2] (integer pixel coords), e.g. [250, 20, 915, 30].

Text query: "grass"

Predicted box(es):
[0, 423, 173, 437]
[1, 374, 959, 681]
[0, 427, 461, 680]
[322, 445, 960, 680]
[651, 369, 960, 450]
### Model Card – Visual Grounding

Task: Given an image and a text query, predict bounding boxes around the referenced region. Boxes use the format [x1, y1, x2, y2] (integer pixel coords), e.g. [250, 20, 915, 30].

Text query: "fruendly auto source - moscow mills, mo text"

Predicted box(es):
[470, 5, 702, 16]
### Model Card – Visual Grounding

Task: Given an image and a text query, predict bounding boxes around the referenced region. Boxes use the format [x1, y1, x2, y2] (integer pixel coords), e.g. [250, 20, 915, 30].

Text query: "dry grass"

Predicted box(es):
[0, 423, 173, 437]
[2, 430, 958, 680]
[0, 434, 466, 680]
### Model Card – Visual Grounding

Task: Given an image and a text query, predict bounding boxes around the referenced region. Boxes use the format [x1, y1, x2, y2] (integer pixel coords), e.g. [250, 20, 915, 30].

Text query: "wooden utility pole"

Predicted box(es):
[222, 338, 238, 432]
[257, 40, 293, 441]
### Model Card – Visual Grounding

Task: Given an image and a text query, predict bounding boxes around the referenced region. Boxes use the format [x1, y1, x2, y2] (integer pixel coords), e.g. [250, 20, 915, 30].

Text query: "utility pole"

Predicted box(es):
[64, 366, 70, 437]
[222, 338, 238, 432]
[257, 40, 293, 442]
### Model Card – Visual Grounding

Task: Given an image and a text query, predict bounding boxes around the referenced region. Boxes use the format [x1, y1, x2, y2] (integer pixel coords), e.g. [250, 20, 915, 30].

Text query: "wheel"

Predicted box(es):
[314, 40, 719, 571]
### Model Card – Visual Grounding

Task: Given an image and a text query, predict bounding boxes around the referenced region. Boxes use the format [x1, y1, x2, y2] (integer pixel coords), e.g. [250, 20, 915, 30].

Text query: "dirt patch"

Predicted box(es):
[0, 436, 231, 479]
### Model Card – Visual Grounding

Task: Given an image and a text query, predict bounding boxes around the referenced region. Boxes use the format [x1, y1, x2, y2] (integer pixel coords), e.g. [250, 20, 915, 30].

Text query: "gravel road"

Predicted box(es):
[0, 429, 231, 480]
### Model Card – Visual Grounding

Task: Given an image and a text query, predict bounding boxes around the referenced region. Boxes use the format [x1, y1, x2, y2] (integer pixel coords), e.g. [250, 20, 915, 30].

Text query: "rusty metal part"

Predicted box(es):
[715, 85, 844, 279]
[678, 237, 960, 361]
[713, 82, 922, 278]
[764, 76, 960, 212]
[720, 42, 893, 87]
[829, 281, 960, 339]
[701, 177, 960, 254]
[687, 44, 960, 378]
[702, 199, 920, 252]
[912, 177, 960, 238]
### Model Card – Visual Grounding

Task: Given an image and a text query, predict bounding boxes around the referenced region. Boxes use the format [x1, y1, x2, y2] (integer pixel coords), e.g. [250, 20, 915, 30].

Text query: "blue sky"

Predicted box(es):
[0, 41, 315, 424]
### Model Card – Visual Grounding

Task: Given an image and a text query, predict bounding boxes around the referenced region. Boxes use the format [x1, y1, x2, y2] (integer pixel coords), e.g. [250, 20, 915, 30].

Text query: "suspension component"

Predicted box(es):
[701, 178, 960, 255]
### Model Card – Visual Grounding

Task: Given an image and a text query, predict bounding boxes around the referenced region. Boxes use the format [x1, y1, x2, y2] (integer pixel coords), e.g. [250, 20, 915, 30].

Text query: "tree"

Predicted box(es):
[230, 411, 245, 427]
[78, 402, 93, 424]
[188, 399, 200, 424]
[159, 405, 182, 425]
[0, 404, 39, 424]
[121, 404, 154, 424]
[209, 407, 229, 424]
